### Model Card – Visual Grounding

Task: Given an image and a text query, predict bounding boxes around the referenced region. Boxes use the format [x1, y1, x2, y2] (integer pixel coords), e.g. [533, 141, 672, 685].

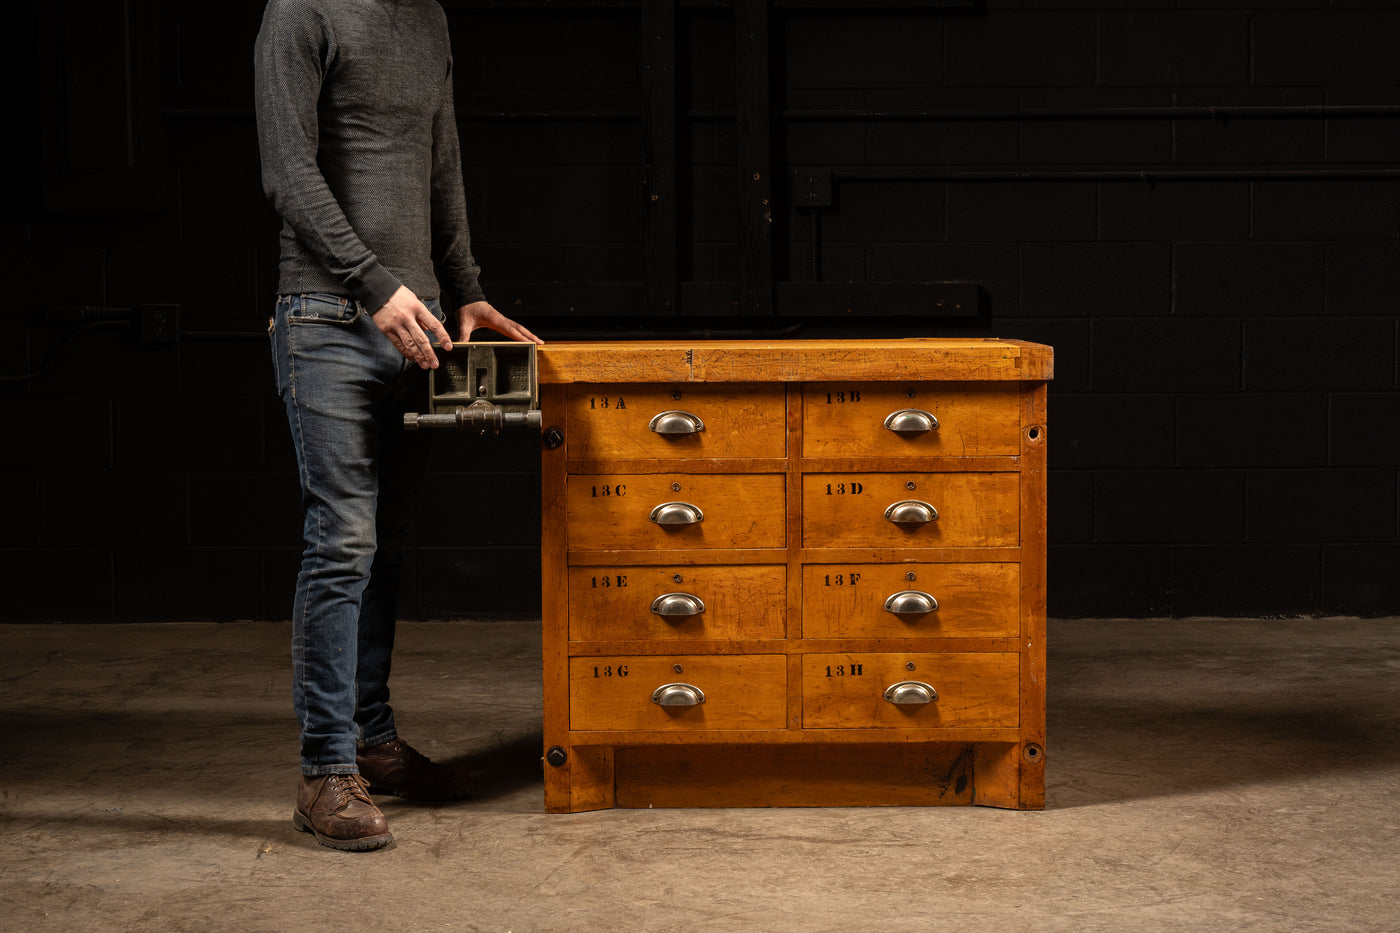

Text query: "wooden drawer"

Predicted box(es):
[566, 384, 786, 460]
[567, 473, 786, 551]
[803, 382, 1021, 459]
[570, 655, 787, 731]
[802, 563, 1019, 639]
[802, 473, 1019, 548]
[802, 653, 1019, 729]
[569, 565, 787, 641]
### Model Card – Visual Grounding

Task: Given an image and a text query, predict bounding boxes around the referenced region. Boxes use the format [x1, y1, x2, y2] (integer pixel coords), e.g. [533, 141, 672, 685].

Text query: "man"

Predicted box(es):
[255, 0, 542, 851]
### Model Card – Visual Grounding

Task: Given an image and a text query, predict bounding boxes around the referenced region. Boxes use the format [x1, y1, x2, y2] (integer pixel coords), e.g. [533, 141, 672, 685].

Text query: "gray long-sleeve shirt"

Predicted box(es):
[254, 0, 485, 313]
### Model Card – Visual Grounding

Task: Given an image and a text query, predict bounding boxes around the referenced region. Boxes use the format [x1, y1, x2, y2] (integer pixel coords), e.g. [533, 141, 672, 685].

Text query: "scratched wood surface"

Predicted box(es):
[802, 382, 1022, 458]
[537, 339, 1053, 384]
[800, 652, 1020, 730]
[800, 562, 1020, 639]
[539, 340, 1050, 811]
[800, 472, 1020, 549]
[613, 743, 977, 808]
[567, 564, 787, 641]
[566, 472, 786, 551]
[1015, 382, 1050, 809]
[564, 384, 787, 460]
[569, 654, 787, 732]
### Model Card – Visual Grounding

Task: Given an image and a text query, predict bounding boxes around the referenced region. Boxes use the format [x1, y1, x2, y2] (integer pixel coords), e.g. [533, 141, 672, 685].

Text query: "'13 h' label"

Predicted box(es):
[825, 663, 864, 677]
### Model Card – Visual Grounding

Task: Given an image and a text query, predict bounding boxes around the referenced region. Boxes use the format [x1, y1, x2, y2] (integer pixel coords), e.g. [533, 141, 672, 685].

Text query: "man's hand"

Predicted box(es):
[455, 300, 544, 346]
[372, 285, 455, 369]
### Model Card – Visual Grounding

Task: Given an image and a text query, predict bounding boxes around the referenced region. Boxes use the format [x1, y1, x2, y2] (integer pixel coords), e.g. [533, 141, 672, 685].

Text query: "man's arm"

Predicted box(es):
[254, 0, 453, 367]
[254, 0, 397, 311]
[428, 52, 542, 346]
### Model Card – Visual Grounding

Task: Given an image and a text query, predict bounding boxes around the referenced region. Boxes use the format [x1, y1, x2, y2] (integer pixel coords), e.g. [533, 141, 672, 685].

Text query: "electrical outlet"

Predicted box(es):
[139, 304, 180, 345]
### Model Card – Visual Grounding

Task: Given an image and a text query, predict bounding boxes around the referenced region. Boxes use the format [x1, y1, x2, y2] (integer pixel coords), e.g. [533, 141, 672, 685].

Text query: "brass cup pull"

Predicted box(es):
[883, 590, 939, 620]
[651, 683, 706, 707]
[884, 499, 938, 527]
[883, 408, 939, 436]
[649, 501, 705, 526]
[648, 410, 705, 436]
[883, 681, 938, 705]
[650, 592, 706, 619]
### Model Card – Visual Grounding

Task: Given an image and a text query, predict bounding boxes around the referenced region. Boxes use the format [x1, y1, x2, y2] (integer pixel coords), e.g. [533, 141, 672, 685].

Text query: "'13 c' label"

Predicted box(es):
[591, 484, 627, 497]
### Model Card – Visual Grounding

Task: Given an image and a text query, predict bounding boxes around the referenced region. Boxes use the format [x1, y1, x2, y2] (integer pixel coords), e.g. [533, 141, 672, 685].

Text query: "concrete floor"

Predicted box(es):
[1, 619, 1396, 932]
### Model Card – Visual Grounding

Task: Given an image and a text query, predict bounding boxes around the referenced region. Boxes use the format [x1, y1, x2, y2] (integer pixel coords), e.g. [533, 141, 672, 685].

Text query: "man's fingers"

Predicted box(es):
[396, 318, 438, 369]
[476, 308, 544, 346]
[420, 309, 454, 352]
[452, 301, 544, 347]
[493, 315, 543, 346]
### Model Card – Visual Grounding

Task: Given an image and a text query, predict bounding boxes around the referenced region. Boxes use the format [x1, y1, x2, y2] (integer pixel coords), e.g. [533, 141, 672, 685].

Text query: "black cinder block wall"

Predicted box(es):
[3, 0, 1397, 622]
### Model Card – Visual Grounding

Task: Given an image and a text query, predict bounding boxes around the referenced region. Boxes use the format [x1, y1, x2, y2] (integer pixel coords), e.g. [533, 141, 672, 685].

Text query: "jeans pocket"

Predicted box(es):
[288, 293, 362, 325]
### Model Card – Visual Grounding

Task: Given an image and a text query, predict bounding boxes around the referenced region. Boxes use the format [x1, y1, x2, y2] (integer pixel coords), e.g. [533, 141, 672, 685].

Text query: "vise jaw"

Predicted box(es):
[403, 342, 541, 433]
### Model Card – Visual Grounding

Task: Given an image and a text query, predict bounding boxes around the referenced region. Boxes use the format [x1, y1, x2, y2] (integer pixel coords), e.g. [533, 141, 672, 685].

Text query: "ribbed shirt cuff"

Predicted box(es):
[348, 261, 402, 313]
[449, 280, 487, 309]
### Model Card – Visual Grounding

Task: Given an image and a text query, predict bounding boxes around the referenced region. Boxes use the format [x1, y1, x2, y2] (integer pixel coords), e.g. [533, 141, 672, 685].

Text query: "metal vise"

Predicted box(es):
[403, 342, 541, 433]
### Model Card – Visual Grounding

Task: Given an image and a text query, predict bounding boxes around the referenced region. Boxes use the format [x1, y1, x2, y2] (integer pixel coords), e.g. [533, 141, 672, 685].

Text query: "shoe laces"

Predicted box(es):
[382, 738, 431, 767]
[328, 773, 374, 806]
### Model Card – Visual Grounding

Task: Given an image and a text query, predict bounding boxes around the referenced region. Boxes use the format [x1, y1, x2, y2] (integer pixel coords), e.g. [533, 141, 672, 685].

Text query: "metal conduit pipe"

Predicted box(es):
[775, 104, 1400, 121]
[165, 105, 1400, 123]
[828, 166, 1400, 182]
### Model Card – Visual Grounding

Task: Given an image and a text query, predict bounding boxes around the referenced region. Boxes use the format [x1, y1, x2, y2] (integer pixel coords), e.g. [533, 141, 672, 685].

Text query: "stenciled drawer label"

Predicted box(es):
[588, 482, 627, 498]
[820, 569, 860, 586]
[822, 660, 865, 678]
[587, 394, 628, 410]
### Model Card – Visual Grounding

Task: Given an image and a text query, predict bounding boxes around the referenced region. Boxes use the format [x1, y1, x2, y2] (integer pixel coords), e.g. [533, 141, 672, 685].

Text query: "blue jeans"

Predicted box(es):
[269, 293, 442, 775]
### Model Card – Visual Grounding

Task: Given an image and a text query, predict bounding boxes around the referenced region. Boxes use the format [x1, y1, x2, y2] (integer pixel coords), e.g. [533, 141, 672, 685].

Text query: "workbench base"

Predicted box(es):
[547, 742, 1040, 811]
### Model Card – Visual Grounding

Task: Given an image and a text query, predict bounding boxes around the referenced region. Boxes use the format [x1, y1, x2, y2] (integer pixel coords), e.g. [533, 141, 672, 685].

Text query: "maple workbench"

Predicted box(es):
[533, 338, 1052, 810]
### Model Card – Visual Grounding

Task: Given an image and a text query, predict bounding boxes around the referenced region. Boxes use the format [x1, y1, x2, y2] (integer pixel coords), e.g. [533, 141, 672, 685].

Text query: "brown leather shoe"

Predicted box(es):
[357, 737, 470, 801]
[292, 773, 394, 851]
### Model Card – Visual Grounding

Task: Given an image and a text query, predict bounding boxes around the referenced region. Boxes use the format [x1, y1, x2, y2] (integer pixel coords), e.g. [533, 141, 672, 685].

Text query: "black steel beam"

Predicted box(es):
[641, 0, 678, 316]
[734, 0, 773, 317]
